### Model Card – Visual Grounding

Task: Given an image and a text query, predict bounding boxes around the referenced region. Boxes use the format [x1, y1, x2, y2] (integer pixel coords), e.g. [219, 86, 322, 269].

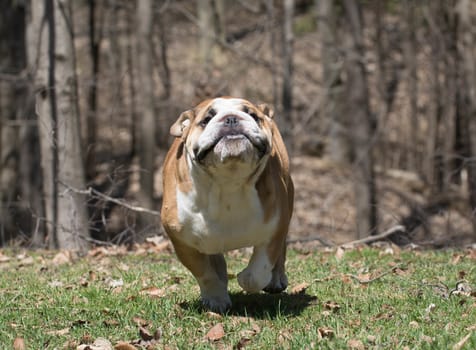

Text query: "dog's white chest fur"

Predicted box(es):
[176, 183, 278, 254]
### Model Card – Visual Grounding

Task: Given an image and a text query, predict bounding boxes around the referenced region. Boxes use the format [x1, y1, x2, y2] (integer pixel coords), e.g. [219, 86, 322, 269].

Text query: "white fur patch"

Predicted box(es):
[176, 181, 279, 254]
[237, 246, 273, 293]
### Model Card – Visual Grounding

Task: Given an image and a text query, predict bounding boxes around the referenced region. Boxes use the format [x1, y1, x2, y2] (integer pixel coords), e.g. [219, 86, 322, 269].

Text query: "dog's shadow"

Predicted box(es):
[180, 291, 317, 319]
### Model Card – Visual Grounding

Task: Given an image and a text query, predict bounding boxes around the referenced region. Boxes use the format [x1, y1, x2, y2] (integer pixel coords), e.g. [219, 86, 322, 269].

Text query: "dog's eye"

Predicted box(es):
[250, 113, 260, 124]
[200, 116, 212, 127]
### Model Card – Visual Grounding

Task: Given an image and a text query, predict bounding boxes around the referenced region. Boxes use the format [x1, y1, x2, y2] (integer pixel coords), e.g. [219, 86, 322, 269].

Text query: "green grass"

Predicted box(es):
[1, 246, 475, 349]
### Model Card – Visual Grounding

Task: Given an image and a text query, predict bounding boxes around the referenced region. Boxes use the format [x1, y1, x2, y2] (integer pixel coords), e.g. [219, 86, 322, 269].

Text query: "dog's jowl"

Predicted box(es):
[161, 97, 294, 313]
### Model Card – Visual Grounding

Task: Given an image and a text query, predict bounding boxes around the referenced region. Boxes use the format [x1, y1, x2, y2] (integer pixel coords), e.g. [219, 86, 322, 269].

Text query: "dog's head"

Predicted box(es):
[170, 97, 275, 177]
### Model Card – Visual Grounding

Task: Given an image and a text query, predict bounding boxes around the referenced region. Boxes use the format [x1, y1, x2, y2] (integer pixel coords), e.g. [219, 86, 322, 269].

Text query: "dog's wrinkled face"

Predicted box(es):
[171, 98, 274, 175]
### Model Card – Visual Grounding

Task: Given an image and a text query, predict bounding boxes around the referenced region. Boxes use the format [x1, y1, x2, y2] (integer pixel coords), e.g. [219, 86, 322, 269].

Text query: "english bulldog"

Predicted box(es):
[161, 97, 294, 313]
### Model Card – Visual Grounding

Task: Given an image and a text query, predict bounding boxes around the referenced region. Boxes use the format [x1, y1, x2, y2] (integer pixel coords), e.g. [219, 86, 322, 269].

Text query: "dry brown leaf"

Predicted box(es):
[52, 251, 73, 265]
[77, 337, 113, 350]
[114, 342, 138, 350]
[451, 254, 463, 265]
[367, 335, 376, 344]
[46, 327, 70, 336]
[0, 252, 11, 263]
[323, 300, 341, 312]
[235, 337, 252, 349]
[347, 339, 365, 350]
[317, 327, 334, 339]
[139, 286, 166, 298]
[421, 335, 433, 344]
[139, 327, 153, 341]
[104, 319, 120, 327]
[206, 323, 225, 341]
[291, 282, 310, 294]
[13, 338, 26, 350]
[132, 316, 150, 327]
[335, 247, 345, 260]
[206, 311, 223, 319]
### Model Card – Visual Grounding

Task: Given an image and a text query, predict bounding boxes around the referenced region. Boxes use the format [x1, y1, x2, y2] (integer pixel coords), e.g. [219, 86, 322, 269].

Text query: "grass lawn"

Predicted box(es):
[0, 244, 475, 349]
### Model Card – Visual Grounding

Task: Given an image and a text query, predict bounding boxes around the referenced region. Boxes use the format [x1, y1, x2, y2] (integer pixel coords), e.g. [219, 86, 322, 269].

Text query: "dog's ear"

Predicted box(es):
[170, 110, 195, 137]
[257, 104, 275, 119]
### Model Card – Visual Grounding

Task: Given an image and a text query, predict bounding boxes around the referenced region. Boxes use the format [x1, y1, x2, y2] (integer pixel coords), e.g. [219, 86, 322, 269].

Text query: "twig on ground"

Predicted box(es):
[341, 225, 406, 248]
[348, 263, 403, 285]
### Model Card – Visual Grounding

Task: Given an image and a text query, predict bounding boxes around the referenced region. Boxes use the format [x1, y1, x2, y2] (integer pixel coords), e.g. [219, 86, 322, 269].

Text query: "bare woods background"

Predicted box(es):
[1, 0, 476, 252]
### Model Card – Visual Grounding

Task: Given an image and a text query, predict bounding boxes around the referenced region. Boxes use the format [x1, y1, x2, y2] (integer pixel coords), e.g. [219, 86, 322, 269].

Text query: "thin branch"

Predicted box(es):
[348, 263, 403, 285]
[61, 183, 160, 216]
[341, 225, 406, 248]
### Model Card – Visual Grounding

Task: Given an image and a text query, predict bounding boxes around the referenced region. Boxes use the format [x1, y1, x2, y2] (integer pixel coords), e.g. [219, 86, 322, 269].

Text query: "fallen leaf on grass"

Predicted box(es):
[235, 337, 252, 349]
[317, 327, 334, 339]
[13, 338, 25, 350]
[347, 339, 365, 350]
[114, 342, 137, 350]
[206, 311, 223, 319]
[132, 316, 150, 327]
[105, 278, 124, 289]
[449, 280, 473, 297]
[46, 327, 70, 336]
[52, 251, 73, 265]
[48, 280, 64, 288]
[114, 327, 162, 349]
[139, 327, 153, 341]
[0, 252, 11, 263]
[103, 319, 120, 327]
[77, 337, 113, 350]
[421, 335, 433, 344]
[291, 282, 310, 294]
[207, 323, 225, 341]
[140, 286, 166, 298]
[335, 247, 345, 260]
[323, 300, 341, 312]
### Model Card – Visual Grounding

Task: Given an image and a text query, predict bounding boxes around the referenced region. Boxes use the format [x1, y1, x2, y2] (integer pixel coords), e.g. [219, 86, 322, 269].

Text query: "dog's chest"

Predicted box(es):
[176, 185, 278, 254]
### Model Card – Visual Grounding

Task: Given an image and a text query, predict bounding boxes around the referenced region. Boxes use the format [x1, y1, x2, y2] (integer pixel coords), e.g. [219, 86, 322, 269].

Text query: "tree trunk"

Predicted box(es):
[0, 1, 23, 243]
[33, 0, 90, 252]
[457, 0, 476, 237]
[316, 0, 349, 163]
[134, 0, 157, 239]
[343, 0, 378, 238]
[266, 0, 279, 108]
[85, 0, 103, 179]
[281, 0, 294, 151]
[403, 0, 419, 173]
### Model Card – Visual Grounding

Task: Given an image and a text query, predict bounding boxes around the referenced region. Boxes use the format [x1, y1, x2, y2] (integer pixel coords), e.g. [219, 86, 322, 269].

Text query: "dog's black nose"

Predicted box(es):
[224, 116, 238, 127]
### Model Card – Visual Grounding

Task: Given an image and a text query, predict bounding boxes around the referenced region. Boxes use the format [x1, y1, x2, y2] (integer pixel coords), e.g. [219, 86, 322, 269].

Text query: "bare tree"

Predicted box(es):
[32, 0, 90, 252]
[281, 0, 294, 150]
[316, 0, 349, 163]
[343, 0, 378, 238]
[457, 0, 476, 237]
[85, 0, 104, 179]
[134, 0, 157, 238]
[403, 0, 420, 173]
[197, 0, 226, 69]
[0, 0, 23, 242]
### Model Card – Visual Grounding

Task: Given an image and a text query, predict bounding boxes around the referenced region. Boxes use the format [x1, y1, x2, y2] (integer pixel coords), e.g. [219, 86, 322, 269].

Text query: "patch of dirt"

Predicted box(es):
[288, 155, 474, 247]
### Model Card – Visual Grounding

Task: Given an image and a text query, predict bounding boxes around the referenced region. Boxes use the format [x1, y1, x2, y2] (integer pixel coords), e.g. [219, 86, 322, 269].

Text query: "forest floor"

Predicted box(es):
[1, 244, 475, 349]
[286, 155, 475, 248]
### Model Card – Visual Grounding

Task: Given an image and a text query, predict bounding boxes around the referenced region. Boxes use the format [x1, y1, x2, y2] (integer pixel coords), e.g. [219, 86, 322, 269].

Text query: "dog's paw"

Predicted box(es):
[263, 271, 288, 294]
[237, 268, 272, 293]
[201, 294, 232, 313]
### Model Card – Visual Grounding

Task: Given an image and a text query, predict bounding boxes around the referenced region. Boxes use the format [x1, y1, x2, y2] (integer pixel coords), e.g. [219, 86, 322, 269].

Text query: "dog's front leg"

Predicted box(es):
[171, 238, 231, 313]
[237, 245, 273, 293]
